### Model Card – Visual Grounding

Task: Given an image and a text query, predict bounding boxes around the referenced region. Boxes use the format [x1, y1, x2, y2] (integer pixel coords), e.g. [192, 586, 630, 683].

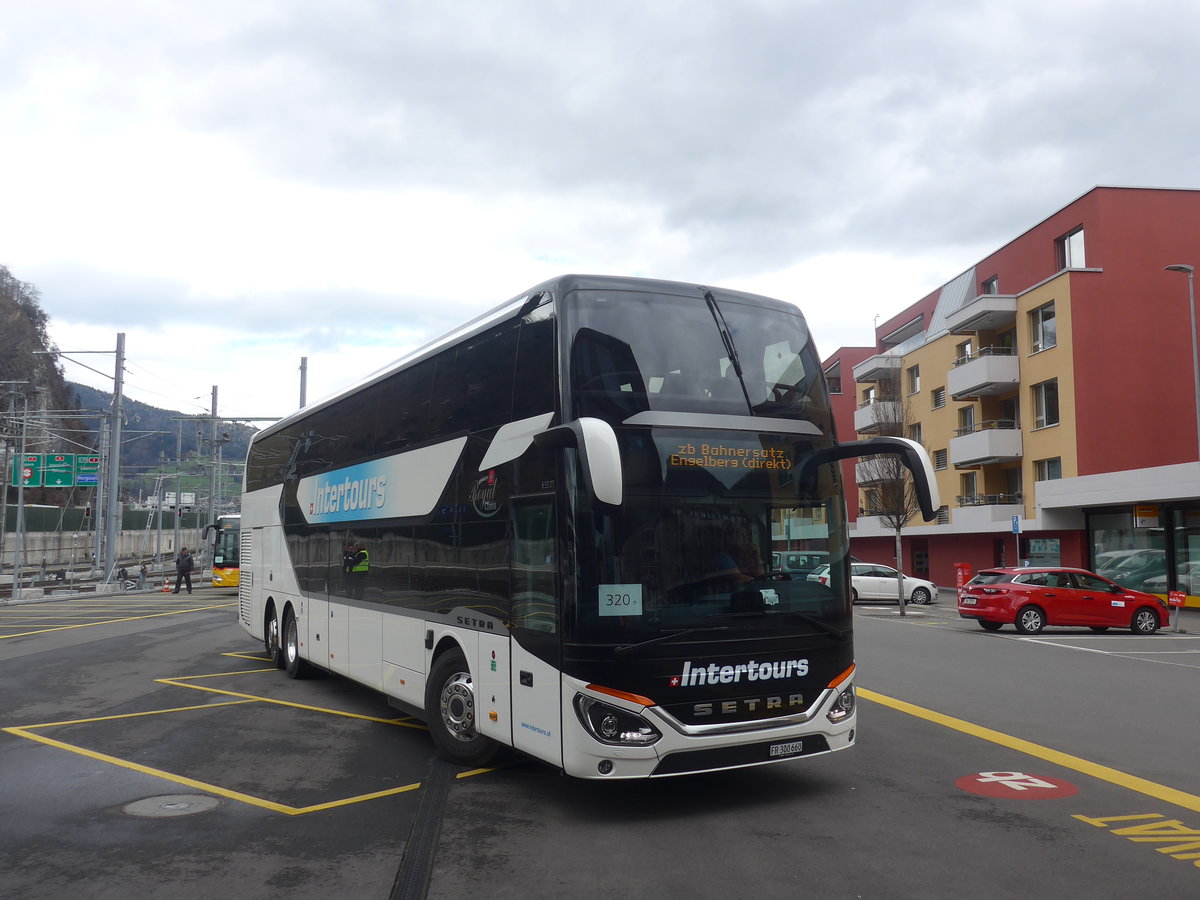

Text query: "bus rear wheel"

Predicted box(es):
[425, 649, 498, 767]
[283, 608, 311, 679]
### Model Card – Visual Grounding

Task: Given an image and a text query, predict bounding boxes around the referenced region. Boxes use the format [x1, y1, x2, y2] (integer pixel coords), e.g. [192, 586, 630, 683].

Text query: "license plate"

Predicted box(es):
[961, 597, 977, 605]
[769, 740, 804, 758]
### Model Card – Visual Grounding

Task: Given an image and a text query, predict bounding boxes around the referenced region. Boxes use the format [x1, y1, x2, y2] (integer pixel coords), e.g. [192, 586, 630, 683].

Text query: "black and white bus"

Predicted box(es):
[238, 274, 938, 778]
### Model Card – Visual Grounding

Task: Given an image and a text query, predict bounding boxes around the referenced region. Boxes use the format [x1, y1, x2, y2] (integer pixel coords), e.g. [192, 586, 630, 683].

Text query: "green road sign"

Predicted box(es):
[43, 453, 76, 487]
[77, 455, 100, 487]
[12, 454, 42, 487]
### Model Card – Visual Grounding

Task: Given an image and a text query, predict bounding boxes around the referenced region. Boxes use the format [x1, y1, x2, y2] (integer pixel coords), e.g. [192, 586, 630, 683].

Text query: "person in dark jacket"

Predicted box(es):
[173, 547, 194, 594]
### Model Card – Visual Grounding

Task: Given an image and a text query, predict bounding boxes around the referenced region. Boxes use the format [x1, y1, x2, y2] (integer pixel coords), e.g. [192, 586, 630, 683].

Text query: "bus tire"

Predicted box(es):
[283, 608, 311, 679]
[265, 604, 284, 669]
[425, 648, 498, 767]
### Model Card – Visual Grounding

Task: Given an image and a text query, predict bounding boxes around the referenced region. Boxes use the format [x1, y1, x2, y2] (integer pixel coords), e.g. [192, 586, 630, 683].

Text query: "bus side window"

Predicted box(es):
[431, 322, 518, 435]
[513, 498, 557, 633]
[512, 315, 556, 421]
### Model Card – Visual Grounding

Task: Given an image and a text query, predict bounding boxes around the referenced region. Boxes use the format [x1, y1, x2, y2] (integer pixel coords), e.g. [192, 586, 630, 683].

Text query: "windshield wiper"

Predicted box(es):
[703, 290, 755, 411]
[614, 626, 731, 658]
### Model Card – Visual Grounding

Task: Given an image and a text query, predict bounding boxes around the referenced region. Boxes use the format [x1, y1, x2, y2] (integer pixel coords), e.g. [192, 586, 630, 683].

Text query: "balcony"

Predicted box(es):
[854, 398, 902, 434]
[956, 493, 1023, 507]
[948, 347, 1020, 400]
[945, 293, 1017, 334]
[950, 420, 1022, 467]
[952, 494, 1025, 530]
[855, 456, 905, 485]
[852, 352, 902, 384]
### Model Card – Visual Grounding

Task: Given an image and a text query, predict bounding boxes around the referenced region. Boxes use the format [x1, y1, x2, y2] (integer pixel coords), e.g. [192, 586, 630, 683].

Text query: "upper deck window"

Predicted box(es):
[567, 289, 828, 427]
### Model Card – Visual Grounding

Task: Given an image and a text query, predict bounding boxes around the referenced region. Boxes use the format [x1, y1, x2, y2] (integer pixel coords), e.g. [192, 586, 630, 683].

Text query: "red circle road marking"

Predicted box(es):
[956, 771, 1079, 799]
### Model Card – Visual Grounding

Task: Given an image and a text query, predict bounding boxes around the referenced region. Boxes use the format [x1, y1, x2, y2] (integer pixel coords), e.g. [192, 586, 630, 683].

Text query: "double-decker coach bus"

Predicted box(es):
[210, 513, 242, 588]
[238, 274, 937, 779]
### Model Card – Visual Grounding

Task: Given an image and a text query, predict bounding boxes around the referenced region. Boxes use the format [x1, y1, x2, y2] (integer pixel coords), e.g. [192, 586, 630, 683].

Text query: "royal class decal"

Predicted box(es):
[670, 658, 810, 687]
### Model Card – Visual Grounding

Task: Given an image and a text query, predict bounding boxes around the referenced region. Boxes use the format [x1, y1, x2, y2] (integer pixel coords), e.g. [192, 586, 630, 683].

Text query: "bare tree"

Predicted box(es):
[856, 374, 926, 615]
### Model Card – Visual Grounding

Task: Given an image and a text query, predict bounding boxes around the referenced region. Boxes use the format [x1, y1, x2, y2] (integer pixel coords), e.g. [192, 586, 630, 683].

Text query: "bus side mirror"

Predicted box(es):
[800, 436, 940, 521]
[534, 417, 624, 507]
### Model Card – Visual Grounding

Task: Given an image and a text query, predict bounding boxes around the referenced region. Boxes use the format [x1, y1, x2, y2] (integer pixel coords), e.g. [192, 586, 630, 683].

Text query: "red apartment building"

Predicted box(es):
[825, 186, 1200, 605]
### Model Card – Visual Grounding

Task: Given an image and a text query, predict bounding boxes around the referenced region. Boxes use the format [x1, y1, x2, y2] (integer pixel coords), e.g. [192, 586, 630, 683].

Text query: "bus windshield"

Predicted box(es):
[565, 287, 847, 645]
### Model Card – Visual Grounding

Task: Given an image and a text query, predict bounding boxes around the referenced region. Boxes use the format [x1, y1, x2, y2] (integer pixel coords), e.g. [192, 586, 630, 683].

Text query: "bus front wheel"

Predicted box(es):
[425, 649, 498, 767]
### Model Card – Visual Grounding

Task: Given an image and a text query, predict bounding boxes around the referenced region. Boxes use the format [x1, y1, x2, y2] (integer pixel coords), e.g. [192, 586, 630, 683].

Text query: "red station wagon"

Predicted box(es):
[958, 566, 1168, 635]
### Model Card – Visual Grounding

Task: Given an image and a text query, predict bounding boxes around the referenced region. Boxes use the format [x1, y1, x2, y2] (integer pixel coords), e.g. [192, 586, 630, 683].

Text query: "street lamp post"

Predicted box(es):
[1164, 264, 1198, 632]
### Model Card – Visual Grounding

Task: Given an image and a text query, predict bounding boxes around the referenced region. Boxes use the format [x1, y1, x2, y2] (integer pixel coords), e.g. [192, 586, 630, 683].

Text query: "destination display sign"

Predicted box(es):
[667, 441, 793, 471]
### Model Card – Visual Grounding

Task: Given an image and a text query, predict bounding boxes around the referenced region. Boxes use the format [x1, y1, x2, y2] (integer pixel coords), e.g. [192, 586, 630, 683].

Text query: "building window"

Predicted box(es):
[955, 339, 973, 364]
[908, 423, 923, 445]
[958, 405, 976, 434]
[825, 362, 841, 394]
[936, 506, 950, 525]
[931, 387, 946, 409]
[1035, 457, 1063, 481]
[1005, 467, 1022, 496]
[960, 472, 978, 502]
[1032, 380, 1060, 429]
[1058, 227, 1086, 269]
[934, 449, 948, 470]
[907, 364, 920, 395]
[982, 276, 999, 295]
[1030, 302, 1056, 352]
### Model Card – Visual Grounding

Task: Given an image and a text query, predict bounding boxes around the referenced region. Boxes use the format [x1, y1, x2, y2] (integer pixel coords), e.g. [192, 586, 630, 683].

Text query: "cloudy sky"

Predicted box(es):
[3, 0, 1198, 425]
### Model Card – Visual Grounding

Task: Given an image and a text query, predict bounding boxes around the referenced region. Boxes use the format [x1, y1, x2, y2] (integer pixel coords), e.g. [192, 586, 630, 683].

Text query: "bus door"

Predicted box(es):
[509, 496, 563, 765]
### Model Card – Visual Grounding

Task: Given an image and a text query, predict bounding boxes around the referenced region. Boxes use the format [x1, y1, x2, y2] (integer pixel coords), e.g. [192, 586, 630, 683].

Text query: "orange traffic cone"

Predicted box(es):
[162, 578, 171, 593]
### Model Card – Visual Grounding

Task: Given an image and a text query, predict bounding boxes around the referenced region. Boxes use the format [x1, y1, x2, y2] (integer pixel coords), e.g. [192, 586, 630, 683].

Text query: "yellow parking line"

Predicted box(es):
[0, 603, 236, 639]
[3, 724, 421, 814]
[860, 687, 1200, 814]
[156, 673, 425, 728]
[12, 699, 256, 730]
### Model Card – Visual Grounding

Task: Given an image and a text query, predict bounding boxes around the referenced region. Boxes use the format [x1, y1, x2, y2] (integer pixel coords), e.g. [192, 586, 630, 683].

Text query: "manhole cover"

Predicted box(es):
[122, 794, 221, 818]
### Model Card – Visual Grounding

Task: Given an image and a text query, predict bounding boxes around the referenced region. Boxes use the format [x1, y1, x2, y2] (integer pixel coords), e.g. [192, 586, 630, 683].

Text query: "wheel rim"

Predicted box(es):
[439, 672, 477, 742]
[285, 617, 298, 664]
[1021, 609, 1042, 631]
[1135, 610, 1156, 633]
[913, 589, 929, 604]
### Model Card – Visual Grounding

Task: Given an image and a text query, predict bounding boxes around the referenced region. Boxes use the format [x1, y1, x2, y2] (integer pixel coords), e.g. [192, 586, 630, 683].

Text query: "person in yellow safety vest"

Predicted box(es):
[349, 544, 369, 600]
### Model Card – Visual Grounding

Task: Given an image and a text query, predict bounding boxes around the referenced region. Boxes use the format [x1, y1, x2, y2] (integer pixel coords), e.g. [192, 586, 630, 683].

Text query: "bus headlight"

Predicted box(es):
[826, 686, 855, 723]
[574, 695, 662, 746]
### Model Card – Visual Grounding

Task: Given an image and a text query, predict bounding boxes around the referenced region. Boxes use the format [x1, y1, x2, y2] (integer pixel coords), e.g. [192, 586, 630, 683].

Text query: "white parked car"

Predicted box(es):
[808, 562, 938, 604]
[1142, 561, 1200, 594]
